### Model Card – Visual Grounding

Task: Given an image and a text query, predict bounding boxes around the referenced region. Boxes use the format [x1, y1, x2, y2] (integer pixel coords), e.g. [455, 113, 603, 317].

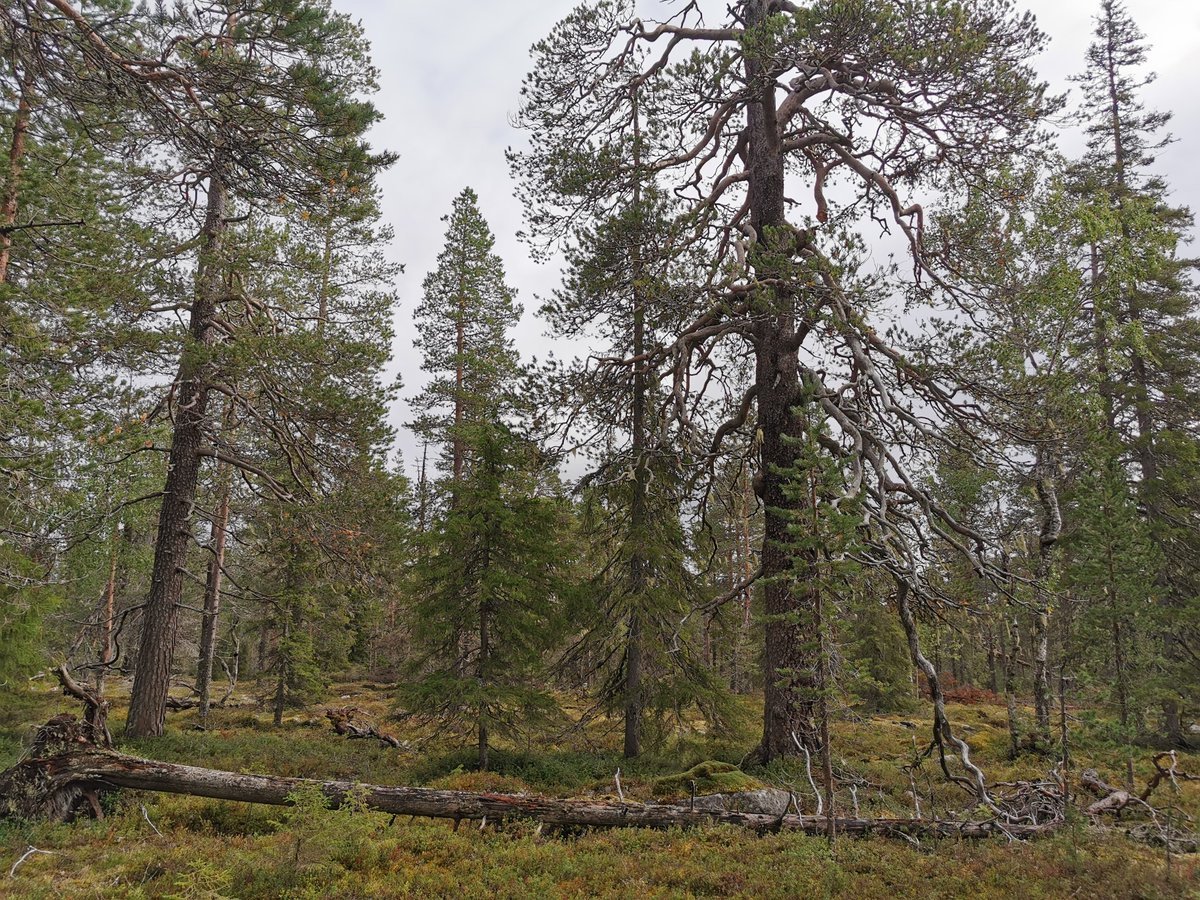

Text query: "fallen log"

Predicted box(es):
[0, 718, 1055, 840]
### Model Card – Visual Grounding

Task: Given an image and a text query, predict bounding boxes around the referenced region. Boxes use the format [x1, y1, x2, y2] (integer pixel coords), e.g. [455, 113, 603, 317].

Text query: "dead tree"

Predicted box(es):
[0, 717, 1058, 842]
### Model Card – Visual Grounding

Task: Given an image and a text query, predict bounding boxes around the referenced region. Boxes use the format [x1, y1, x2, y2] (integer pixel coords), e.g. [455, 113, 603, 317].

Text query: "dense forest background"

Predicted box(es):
[2, 0, 1200, 895]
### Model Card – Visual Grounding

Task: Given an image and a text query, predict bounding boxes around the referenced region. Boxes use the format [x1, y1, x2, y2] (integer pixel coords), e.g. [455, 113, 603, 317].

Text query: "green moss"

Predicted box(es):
[651, 760, 763, 798]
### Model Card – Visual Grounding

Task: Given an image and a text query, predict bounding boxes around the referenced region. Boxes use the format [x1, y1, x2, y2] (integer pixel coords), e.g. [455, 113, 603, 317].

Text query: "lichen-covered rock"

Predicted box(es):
[689, 788, 793, 816]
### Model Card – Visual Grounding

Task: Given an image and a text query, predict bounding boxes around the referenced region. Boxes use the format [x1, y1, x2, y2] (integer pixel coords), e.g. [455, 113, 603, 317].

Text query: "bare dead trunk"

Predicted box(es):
[895, 581, 994, 807]
[196, 463, 232, 727]
[127, 169, 228, 738]
[0, 733, 1057, 841]
[1032, 450, 1062, 742]
[95, 524, 120, 694]
[1005, 615, 1022, 758]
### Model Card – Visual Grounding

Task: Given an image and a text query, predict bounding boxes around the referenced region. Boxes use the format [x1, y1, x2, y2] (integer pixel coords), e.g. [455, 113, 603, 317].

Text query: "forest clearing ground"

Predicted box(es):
[0, 678, 1196, 898]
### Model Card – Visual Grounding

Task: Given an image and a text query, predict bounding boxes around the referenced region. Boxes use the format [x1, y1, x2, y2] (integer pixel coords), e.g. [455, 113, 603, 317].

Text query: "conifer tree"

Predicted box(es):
[1071, 0, 1200, 744]
[514, 0, 1051, 763]
[543, 185, 726, 756]
[412, 188, 520, 485]
[401, 423, 571, 770]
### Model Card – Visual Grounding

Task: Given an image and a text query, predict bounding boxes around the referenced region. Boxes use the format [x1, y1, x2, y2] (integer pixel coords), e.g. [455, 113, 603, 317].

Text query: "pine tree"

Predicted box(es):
[514, 0, 1051, 762]
[411, 188, 520, 485]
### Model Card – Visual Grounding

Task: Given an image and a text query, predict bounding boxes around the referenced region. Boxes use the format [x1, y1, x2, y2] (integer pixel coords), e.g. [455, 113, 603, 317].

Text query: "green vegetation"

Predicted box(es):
[3, 0, 1200, 895]
[1, 680, 1196, 898]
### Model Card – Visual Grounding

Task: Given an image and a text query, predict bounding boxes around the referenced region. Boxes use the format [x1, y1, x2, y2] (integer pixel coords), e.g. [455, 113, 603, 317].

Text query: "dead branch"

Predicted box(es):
[325, 707, 404, 749]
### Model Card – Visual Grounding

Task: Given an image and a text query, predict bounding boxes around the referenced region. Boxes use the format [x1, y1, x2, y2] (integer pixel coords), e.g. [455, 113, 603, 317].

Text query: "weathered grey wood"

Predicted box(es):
[1, 739, 1057, 840]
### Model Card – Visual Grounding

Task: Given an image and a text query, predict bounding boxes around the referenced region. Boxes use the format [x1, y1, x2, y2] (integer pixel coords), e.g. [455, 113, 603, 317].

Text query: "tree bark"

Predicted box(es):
[0, 65, 34, 285]
[624, 99, 647, 760]
[95, 522, 121, 694]
[745, 0, 814, 762]
[0, 739, 1057, 841]
[195, 460, 232, 727]
[1005, 614, 1022, 758]
[1032, 450, 1062, 742]
[127, 168, 228, 738]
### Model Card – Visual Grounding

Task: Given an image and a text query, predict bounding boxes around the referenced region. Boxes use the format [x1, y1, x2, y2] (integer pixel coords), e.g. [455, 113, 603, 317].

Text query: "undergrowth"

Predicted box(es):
[0, 677, 1196, 898]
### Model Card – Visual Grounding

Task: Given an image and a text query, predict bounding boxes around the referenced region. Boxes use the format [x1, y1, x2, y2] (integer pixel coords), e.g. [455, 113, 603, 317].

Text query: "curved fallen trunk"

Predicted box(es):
[0, 720, 1056, 840]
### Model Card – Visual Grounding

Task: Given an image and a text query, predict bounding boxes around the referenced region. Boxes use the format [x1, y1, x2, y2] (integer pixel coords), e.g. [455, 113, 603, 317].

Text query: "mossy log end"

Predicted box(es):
[0, 717, 1060, 840]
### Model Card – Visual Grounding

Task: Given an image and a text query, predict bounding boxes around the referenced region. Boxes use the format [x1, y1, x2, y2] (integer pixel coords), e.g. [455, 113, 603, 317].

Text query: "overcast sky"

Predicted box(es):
[334, 0, 1200, 473]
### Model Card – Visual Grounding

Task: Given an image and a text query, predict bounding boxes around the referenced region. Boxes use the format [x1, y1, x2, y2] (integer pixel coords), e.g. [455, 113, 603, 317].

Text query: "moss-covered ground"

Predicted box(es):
[0, 678, 1196, 898]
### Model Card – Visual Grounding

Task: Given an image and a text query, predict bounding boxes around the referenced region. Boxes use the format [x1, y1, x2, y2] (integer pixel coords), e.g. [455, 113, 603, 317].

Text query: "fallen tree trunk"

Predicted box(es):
[0, 720, 1054, 840]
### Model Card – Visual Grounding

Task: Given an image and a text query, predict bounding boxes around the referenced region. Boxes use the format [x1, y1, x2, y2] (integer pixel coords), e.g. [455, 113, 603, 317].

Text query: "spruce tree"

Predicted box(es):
[1072, 0, 1200, 744]
[411, 188, 520, 485]
[401, 423, 571, 770]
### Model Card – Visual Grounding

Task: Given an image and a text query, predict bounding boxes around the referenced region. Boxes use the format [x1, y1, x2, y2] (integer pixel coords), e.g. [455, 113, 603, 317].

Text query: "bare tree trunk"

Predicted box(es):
[95, 523, 120, 694]
[1032, 450, 1062, 743]
[1005, 615, 1022, 757]
[744, 0, 813, 762]
[127, 169, 228, 738]
[196, 460, 232, 727]
[986, 621, 999, 695]
[0, 66, 34, 285]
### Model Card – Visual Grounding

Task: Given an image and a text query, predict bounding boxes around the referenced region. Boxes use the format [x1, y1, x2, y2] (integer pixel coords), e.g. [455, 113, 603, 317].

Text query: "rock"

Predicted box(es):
[688, 788, 793, 816]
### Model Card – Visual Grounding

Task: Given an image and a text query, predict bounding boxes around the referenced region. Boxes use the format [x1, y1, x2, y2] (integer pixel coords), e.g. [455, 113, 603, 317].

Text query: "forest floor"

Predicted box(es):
[0, 676, 1197, 898]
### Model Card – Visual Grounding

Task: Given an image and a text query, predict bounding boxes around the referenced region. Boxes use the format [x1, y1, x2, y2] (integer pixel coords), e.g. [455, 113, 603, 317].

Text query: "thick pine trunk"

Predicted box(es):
[744, 0, 814, 762]
[127, 170, 228, 738]
[0, 66, 34, 285]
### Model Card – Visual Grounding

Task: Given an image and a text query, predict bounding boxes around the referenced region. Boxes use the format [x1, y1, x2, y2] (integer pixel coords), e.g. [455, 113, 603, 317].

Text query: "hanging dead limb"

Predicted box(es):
[0, 717, 1058, 841]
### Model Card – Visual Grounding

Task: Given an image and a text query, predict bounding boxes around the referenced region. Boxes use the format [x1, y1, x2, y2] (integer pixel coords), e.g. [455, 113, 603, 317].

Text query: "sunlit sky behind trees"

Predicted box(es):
[337, 0, 1200, 472]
